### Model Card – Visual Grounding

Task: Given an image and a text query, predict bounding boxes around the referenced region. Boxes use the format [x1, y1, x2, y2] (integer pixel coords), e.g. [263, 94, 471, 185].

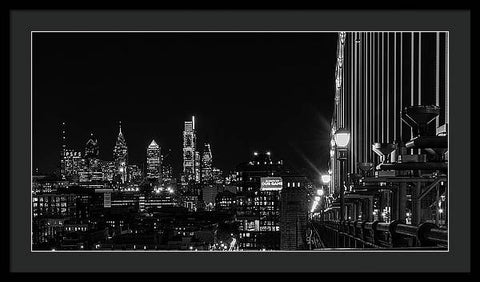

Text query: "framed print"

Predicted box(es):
[7, 9, 471, 275]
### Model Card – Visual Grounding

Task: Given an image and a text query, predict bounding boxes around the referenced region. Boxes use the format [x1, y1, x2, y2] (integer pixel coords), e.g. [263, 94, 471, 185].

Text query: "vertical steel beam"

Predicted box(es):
[394, 32, 397, 142]
[400, 33, 403, 141]
[436, 32, 440, 128]
[381, 32, 385, 143]
[418, 32, 422, 105]
[412, 181, 422, 225]
[398, 183, 407, 222]
[387, 32, 390, 143]
[445, 33, 449, 126]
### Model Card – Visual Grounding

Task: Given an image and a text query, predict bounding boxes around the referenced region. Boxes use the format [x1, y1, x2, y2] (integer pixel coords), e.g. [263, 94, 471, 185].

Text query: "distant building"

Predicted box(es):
[215, 190, 236, 212]
[180, 194, 200, 212]
[161, 149, 174, 185]
[128, 164, 143, 183]
[201, 144, 213, 183]
[62, 149, 83, 181]
[202, 184, 218, 207]
[32, 193, 77, 218]
[84, 133, 99, 159]
[113, 122, 128, 183]
[146, 140, 161, 184]
[280, 175, 310, 250]
[195, 151, 201, 183]
[78, 133, 103, 184]
[212, 167, 224, 184]
[235, 151, 286, 250]
[182, 116, 197, 185]
[101, 160, 116, 182]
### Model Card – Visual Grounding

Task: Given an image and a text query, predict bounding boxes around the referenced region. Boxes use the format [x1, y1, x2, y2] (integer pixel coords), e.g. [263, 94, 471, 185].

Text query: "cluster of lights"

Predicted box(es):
[124, 187, 139, 192]
[154, 186, 174, 194]
[311, 189, 324, 213]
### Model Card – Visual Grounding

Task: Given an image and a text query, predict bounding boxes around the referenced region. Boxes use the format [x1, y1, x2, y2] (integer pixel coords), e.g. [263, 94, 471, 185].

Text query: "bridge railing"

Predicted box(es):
[312, 220, 447, 250]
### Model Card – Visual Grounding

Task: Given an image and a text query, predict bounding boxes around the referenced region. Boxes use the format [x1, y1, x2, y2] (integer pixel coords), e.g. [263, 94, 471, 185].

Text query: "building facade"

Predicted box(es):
[182, 116, 197, 185]
[146, 140, 162, 183]
[234, 152, 285, 250]
[113, 122, 128, 183]
[280, 175, 309, 250]
[201, 143, 213, 184]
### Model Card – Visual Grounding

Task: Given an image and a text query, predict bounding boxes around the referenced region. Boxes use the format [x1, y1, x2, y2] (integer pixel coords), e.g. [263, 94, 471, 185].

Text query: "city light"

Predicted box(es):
[333, 128, 351, 148]
[316, 189, 324, 196]
[321, 174, 331, 184]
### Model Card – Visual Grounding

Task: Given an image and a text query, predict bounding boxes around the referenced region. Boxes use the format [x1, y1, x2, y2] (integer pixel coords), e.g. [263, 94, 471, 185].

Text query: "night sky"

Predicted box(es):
[33, 32, 337, 182]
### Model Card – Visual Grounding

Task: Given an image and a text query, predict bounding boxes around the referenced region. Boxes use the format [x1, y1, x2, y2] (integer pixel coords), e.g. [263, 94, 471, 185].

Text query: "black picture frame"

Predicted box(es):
[6, 9, 471, 275]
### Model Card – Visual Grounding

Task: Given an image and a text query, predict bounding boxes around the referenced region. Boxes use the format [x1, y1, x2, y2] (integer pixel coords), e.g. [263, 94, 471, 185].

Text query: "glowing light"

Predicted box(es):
[314, 196, 321, 201]
[317, 189, 324, 196]
[334, 128, 351, 148]
[254, 152, 258, 156]
[321, 174, 331, 184]
[266, 151, 271, 156]
[438, 208, 444, 214]
[330, 149, 335, 157]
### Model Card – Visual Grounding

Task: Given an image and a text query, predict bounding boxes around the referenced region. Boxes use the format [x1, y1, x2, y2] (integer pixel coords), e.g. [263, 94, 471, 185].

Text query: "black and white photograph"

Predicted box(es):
[7, 9, 471, 275]
[31, 31, 449, 252]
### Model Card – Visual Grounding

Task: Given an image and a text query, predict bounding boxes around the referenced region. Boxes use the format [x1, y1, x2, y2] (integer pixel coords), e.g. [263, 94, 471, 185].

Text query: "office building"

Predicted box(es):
[113, 122, 128, 183]
[146, 139, 161, 183]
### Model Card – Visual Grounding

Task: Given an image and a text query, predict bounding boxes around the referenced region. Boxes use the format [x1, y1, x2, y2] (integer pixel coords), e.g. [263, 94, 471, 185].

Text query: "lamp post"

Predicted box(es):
[334, 128, 350, 221]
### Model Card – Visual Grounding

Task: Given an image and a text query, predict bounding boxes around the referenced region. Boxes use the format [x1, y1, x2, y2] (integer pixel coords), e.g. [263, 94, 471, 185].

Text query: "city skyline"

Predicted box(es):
[31, 31, 449, 252]
[33, 32, 338, 182]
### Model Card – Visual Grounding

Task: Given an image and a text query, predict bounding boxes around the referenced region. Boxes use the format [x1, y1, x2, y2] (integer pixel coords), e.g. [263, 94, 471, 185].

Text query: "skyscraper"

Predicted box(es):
[113, 121, 128, 183]
[195, 150, 201, 183]
[80, 132, 102, 183]
[201, 143, 213, 183]
[84, 133, 99, 159]
[182, 116, 197, 184]
[60, 122, 67, 180]
[60, 121, 83, 181]
[146, 139, 161, 184]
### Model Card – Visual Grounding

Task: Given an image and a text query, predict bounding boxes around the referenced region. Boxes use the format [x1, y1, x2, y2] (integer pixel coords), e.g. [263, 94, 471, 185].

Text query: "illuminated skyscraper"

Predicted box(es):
[60, 122, 67, 180]
[84, 133, 99, 159]
[146, 139, 161, 183]
[195, 150, 201, 183]
[60, 122, 83, 181]
[113, 121, 128, 183]
[182, 116, 197, 184]
[80, 132, 102, 183]
[201, 143, 213, 183]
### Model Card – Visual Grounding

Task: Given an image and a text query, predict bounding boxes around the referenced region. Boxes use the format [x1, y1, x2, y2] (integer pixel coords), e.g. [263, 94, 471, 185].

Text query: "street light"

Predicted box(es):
[334, 128, 351, 222]
[334, 128, 351, 148]
[321, 174, 331, 184]
[316, 189, 324, 196]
